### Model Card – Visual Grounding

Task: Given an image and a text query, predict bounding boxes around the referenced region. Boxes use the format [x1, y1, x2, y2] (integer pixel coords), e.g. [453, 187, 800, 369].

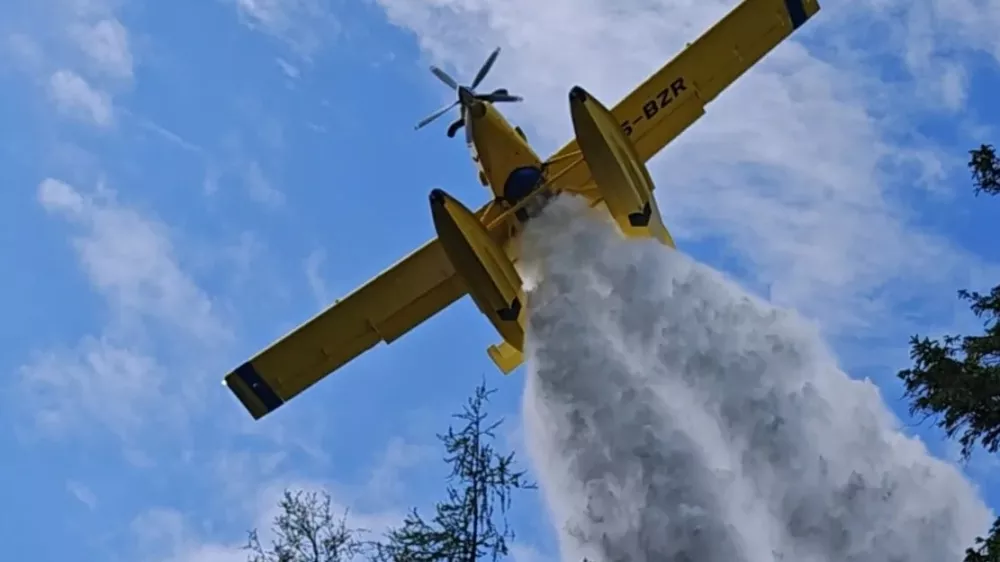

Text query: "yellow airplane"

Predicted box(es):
[224, 0, 821, 419]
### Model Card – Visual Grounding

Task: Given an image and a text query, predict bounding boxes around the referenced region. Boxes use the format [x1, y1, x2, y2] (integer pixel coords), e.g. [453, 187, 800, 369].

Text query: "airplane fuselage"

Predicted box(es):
[465, 102, 545, 212]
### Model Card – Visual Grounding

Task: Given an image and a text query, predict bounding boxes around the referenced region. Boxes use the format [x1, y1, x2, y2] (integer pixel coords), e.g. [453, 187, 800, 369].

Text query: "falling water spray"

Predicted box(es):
[518, 196, 991, 562]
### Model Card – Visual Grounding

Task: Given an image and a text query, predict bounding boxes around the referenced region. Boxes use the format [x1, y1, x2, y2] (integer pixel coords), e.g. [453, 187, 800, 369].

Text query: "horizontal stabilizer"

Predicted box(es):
[488, 340, 524, 374]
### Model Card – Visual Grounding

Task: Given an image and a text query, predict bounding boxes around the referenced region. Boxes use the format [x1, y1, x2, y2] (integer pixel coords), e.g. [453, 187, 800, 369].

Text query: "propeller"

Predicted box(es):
[414, 47, 523, 137]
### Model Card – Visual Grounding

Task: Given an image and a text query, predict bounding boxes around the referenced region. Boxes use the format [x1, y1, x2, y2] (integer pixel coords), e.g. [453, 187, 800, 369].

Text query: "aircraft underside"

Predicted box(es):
[428, 86, 675, 374]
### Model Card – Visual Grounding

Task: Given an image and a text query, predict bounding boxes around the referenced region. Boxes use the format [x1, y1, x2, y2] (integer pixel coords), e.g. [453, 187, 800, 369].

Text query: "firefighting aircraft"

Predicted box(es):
[224, 0, 821, 419]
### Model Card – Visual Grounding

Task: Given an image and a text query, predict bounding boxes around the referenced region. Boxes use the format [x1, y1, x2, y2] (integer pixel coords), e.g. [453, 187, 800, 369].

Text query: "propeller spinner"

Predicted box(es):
[414, 47, 523, 138]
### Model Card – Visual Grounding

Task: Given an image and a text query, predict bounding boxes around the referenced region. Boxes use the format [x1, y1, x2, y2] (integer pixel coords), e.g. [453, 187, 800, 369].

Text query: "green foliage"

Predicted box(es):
[899, 286, 1000, 460]
[898, 144, 1000, 460]
[373, 382, 535, 562]
[246, 381, 534, 562]
[970, 144, 1000, 196]
[899, 143, 1000, 562]
[966, 518, 1000, 562]
[246, 490, 368, 562]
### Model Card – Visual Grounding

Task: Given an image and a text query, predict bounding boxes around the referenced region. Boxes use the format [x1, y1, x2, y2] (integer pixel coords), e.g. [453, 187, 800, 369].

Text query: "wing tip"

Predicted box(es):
[783, 0, 812, 29]
[223, 361, 285, 420]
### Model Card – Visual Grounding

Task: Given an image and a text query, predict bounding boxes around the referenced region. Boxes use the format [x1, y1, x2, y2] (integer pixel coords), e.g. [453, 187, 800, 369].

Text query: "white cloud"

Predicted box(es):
[38, 176, 87, 211]
[20, 337, 163, 437]
[162, 544, 246, 562]
[364, 436, 434, 503]
[510, 543, 552, 562]
[130, 479, 404, 562]
[233, 0, 337, 58]
[5, 1, 136, 130]
[855, 0, 1000, 109]
[48, 69, 113, 127]
[275, 56, 299, 78]
[201, 150, 287, 205]
[134, 117, 204, 154]
[209, 450, 288, 509]
[70, 17, 133, 80]
[66, 480, 98, 510]
[222, 230, 262, 288]
[373, 0, 999, 342]
[4, 32, 45, 70]
[304, 249, 328, 306]
[64, 0, 125, 20]
[244, 160, 284, 206]
[37, 179, 228, 341]
[19, 178, 230, 437]
[131, 508, 245, 562]
[306, 121, 327, 133]
[202, 164, 221, 195]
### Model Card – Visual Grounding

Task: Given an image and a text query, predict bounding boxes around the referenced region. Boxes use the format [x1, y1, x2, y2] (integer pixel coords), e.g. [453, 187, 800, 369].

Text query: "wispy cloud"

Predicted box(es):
[131, 507, 246, 562]
[4, 32, 45, 71]
[36, 178, 228, 342]
[232, 0, 338, 58]
[852, 0, 1000, 110]
[70, 17, 133, 81]
[303, 248, 328, 306]
[275, 57, 300, 79]
[48, 69, 113, 127]
[364, 436, 434, 504]
[20, 337, 163, 438]
[7, 3, 136, 128]
[17, 178, 231, 438]
[509, 543, 551, 562]
[244, 160, 285, 206]
[66, 480, 98, 510]
[134, 117, 205, 154]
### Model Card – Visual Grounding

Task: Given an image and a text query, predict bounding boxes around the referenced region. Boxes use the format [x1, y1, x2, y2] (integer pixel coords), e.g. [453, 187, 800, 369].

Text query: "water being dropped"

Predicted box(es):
[518, 196, 991, 562]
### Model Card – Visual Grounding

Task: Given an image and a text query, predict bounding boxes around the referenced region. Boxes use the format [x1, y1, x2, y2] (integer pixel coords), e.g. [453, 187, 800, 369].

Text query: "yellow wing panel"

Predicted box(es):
[546, 0, 820, 191]
[224, 237, 467, 419]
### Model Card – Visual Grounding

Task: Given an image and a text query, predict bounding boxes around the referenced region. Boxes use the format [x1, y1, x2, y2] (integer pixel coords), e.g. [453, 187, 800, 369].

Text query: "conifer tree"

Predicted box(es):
[245, 381, 534, 562]
[898, 144, 1000, 562]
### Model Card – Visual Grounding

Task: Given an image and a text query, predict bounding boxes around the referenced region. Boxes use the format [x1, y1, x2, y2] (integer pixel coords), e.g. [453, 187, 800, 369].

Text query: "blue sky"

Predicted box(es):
[2, 0, 999, 560]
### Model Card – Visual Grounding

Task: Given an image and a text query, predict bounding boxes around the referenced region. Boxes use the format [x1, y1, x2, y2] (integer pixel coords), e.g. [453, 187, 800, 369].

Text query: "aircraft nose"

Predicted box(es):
[458, 86, 475, 106]
[467, 100, 487, 119]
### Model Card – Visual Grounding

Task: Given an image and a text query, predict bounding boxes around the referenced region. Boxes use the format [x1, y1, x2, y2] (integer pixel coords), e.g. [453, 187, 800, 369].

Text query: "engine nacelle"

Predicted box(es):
[429, 189, 526, 369]
[568, 85, 675, 248]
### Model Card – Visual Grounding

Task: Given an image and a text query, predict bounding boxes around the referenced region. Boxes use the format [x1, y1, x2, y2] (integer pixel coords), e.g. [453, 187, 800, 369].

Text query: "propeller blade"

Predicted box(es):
[477, 93, 523, 103]
[470, 47, 501, 90]
[415, 100, 459, 130]
[430, 66, 459, 90]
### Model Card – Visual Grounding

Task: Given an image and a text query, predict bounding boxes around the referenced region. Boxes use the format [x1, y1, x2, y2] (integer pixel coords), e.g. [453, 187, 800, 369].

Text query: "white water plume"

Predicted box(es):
[518, 196, 992, 562]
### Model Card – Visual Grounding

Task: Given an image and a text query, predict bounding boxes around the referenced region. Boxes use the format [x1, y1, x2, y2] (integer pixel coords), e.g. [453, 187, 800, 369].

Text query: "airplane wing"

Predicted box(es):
[545, 0, 820, 190]
[224, 237, 467, 419]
